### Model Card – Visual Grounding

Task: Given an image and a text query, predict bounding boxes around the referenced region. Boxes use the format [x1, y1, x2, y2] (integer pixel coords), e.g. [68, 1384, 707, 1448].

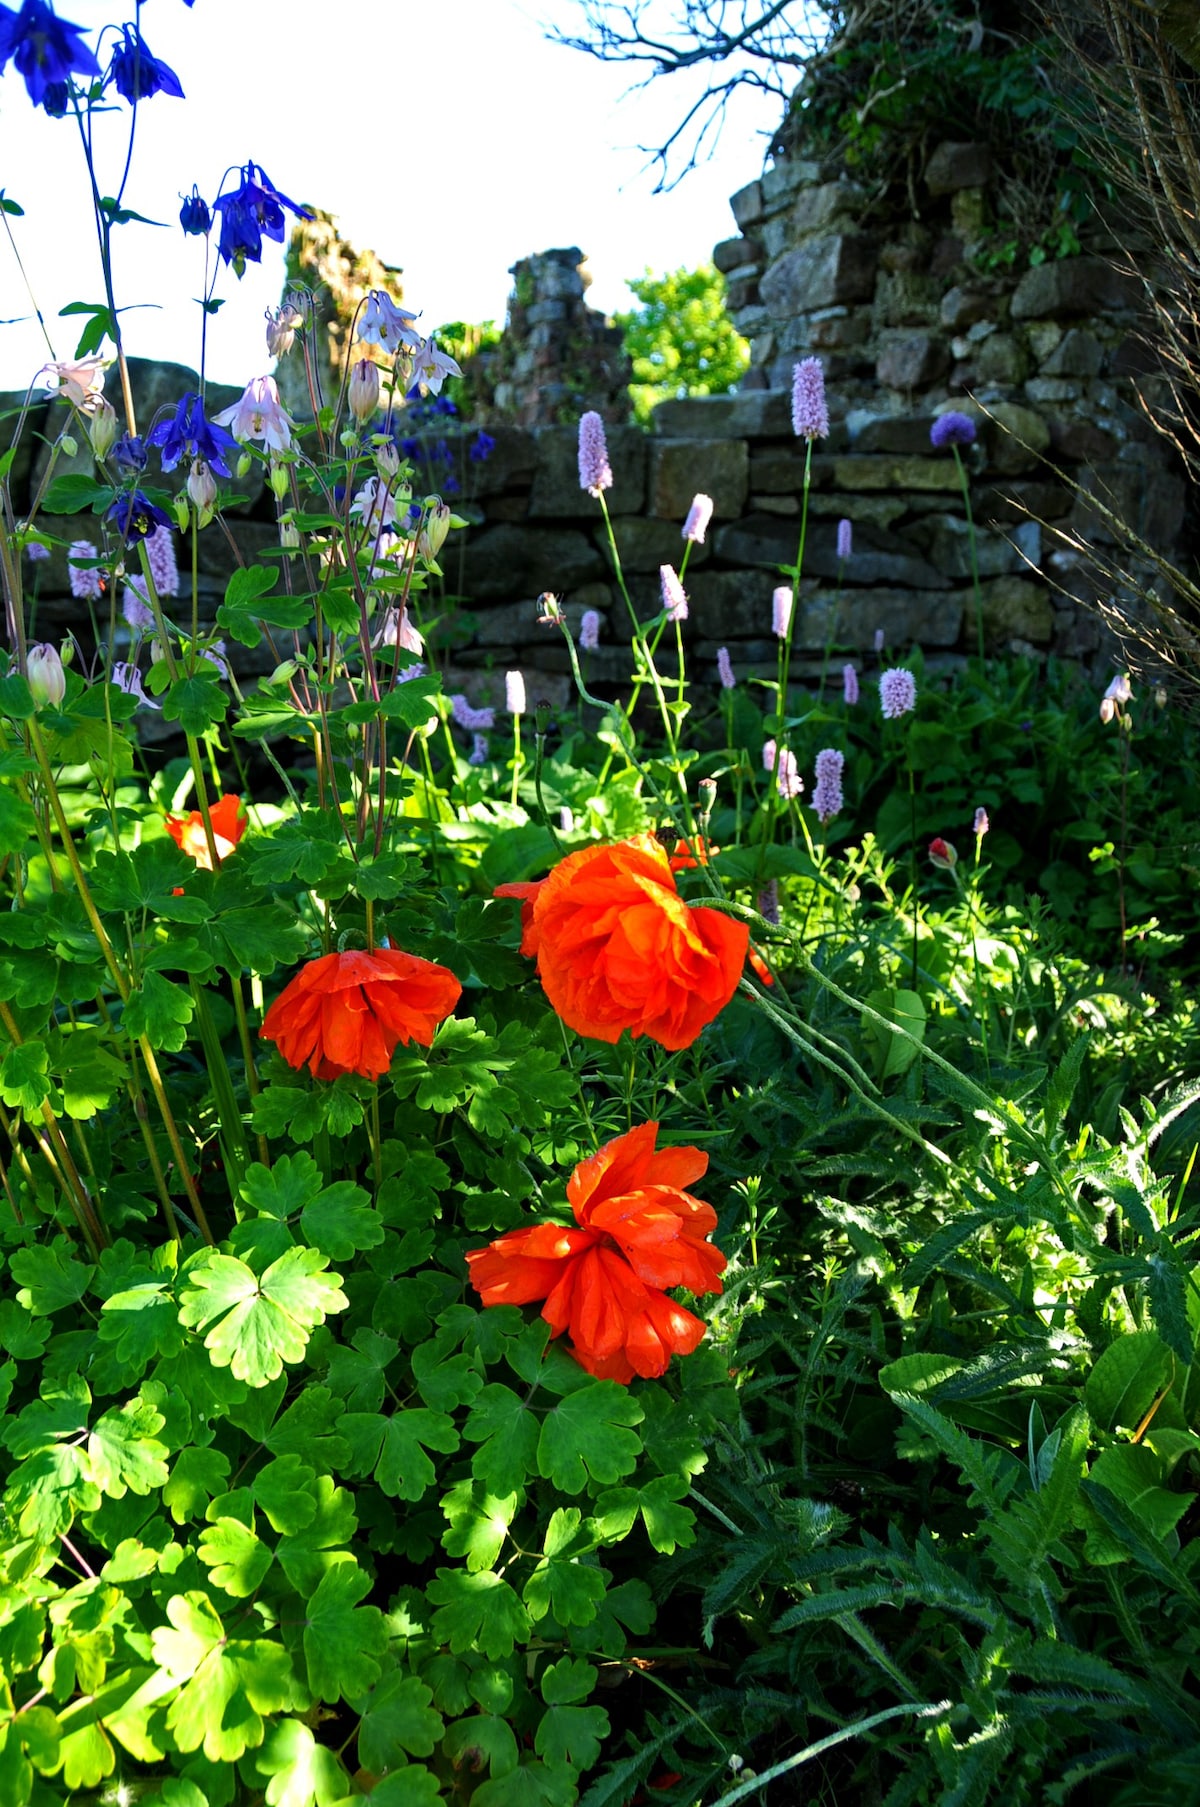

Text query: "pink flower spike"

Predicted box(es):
[660, 564, 688, 622]
[837, 518, 852, 560]
[578, 608, 601, 651]
[812, 748, 844, 826]
[506, 670, 526, 715]
[973, 807, 990, 837]
[68, 542, 103, 601]
[762, 739, 803, 800]
[772, 585, 793, 640]
[682, 493, 714, 544]
[879, 668, 916, 719]
[842, 664, 859, 706]
[791, 357, 829, 440]
[578, 411, 613, 495]
[717, 647, 736, 690]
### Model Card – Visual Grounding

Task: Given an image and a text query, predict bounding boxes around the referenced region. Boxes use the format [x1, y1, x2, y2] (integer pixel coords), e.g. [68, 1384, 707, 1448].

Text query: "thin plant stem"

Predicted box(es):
[953, 444, 984, 667]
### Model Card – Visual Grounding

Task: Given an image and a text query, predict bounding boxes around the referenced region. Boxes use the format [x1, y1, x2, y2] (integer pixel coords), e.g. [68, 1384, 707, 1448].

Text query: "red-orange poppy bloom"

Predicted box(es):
[260, 948, 461, 1081]
[165, 793, 246, 870]
[466, 1120, 725, 1383]
[495, 834, 748, 1050]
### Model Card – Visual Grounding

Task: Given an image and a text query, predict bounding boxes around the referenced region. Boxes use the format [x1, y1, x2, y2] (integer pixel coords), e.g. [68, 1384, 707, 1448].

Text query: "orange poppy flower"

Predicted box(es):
[165, 793, 246, 870]
[465, 1121, 725, 1382]
[260, 948, 461, 1081]
[495, 835, 748, 1050]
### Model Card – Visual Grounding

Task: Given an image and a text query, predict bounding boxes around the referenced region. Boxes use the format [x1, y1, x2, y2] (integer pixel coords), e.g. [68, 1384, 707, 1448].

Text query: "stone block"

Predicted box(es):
[814, 586, 964, 649]
[1071, 457, 1186, 546]
[986, 402, 1050, 474]
[1011, 257, 1142, 320]
[976, 480, 1072, 524]
[461, 524, 606, 600]
[925, 141, 993, 195]
[594, 517, 712, 574]
[725, 275, 761, 311]
[807, 308, 872, 350]
[876, 331, 950, 390]
[468, 597, 597, 648]
[729, 180, 764, 229]
[848, 412, 942, 455]
[832, 455, 961, 492]
[650, 438, 748, 519]
[975, 333, 1030, 385]
[714, 235, 762, 273]
[1024, 377, 1080, 404]
[762, 162, 821, 207]
[1048, 417, 1117, 463]
[876, 270, 941, 327]
[1, 392, 46, 507]
[920, 512, 1032, 579]
[1040, 328, 1103, 377]
[759, 235, 879, 315]
[940, 286, 996, 331]
[790, 181, 866, 235]
[527, 425, 645, 517]
[650, 392, 794, 438]
[969, 576, 1055, 647]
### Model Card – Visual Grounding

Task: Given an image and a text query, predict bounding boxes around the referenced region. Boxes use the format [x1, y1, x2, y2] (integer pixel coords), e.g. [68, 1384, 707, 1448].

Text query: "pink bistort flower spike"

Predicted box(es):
[578, 411, 613, 495]
[506, 671, 526, 715]
[879, 668, 917, 720]
[470, 733, 488, 766]
[812, 748, 845, 826]
[842, 664, 859, 706]
[772, 585, 793, 640]
[973, 806, 990, 837]
[145, 525, 179, 597]
[451, 694, 496, 732]
[578, 608, 601, 652]
[660, 564, 688, 622]
[763, 739, 803, 800]
[122, 578, 154, 632]
[717, 647, 736, 690]
[69, 542, 103, 601]
[873, 628, 885, 654]
[837, 517, 853, 561]
[682, 493, 714, 544]
[791, 357, 830, 440]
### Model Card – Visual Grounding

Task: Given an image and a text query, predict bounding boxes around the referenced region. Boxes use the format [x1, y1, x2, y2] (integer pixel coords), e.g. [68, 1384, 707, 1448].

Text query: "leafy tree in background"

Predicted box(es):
[615, 263, 749, 422]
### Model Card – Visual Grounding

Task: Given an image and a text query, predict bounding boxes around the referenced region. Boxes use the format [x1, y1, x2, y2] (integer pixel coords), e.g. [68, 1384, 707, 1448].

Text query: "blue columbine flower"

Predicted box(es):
[212, 161, 312, 274]
[179, 187, 211, 236]
[470, 430, 496, 463]
[147, 393, 239, 478]
[0, 0, 99, 108]
[111, 432, 147, 475]
[106, 490, 173, 543]
[109, 24, 183, 103]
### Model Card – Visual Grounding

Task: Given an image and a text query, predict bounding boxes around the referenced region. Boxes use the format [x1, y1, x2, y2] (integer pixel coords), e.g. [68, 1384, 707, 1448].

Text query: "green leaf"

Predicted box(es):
[198, 1510, 275, 1597]
[254, 1718, 351, 1807]
[862, 987, 926, 1080]
[541, 1657, 596, 1705]
[163, 1446, 232, 1525]
[303, 1561, 387, 1702]
[162, 673, 228, 735]
[99, 1277, 185, 1374]
[301, 1181, 385, 1261]
[218, 566, 313, 649]
[8, 1242, 94, 1315]
[178, 1247, 348, 1387]
[469, 1761, 573, 1807]
[124, 971, 195, 1052]
[534, 1702, 609, 1774]
[1084, 1332, 1174, 1433]
[340, 1407, 460, 1503]
[275, 1474, 358, 1596]
[253, 1456, 319, 1534]
[524, 1508, 606, 1627]
[592, 1476, 696, 1554]
[443, 1714, 519, 1780]
[537, 1384, 643, 1493]
[152, 1591, 306, 1763]
[41, 472, 113, 514]
[426, 1568, 531, 1660]
[0, 1039, 52, 1113]
[86, 1395, 170, 1498]
[440, 1479, 520, 1573]
[464, 1384, 540, 1496]
[357, 1669, 445, 1769]
[240, 1152, 324, 1220]
[0, 1298, 50, 1360]
[364, 1767, 443, 1806]
[323, 1328, 399, 1413]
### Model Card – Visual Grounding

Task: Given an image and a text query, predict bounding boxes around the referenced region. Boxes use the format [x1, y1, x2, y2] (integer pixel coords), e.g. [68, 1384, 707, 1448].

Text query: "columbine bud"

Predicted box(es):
[187, 458, 218, 515]
[89, 399, 119, 461]
[279, 520, 300, 549]
[928, 837, 958, 871]
[27, 643, 66, 708]
[236, 452, 252, 481]
[375, 440, 400, 481]
[173, 496, 190, 532]
[61, 435, 78, 459]
[349, 358, 381, 424]
[419, 500, 451, 560]
[268, 462, 290, 500]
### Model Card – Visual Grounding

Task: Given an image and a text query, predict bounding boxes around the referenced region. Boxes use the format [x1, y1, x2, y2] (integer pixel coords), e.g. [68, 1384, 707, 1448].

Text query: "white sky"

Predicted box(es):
[0, 0, 793, 392]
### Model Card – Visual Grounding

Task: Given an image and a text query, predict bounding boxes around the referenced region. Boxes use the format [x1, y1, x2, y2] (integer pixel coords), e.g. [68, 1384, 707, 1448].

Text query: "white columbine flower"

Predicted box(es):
[410, 337, 463, 397]
[358, 290, 423, 354]
[213, 375, 294, 452]
[41, 356, 107, 412]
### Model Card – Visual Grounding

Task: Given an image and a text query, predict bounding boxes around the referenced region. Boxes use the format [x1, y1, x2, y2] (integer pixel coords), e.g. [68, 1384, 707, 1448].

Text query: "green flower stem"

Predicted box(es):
[189, 981, 249, 1191]
[818, 552, 847, 702]
[707, 1701, 952, 1807]
[510, 711, 522, 809]
[952, 443, 985, 666]
[0, 999, 106, 1254]
[228, 973, 268, 1166]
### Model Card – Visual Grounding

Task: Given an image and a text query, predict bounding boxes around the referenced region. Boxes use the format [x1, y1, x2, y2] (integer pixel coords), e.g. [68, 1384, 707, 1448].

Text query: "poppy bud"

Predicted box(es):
[928, 837, 958, 871]
[27, 644, 66, 708]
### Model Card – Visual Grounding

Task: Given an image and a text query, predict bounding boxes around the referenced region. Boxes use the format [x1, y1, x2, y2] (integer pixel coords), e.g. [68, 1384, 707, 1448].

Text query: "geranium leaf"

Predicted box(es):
[198, 1509, 274, 1597]
[163, 1446, 232, 1525]
[253, 1718, 350, 1807]
[534, 1702, 610, 1773]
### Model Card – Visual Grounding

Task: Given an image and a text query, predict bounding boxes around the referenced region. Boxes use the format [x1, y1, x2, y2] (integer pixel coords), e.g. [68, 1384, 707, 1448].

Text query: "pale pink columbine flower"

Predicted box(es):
[772, 585, 793, 639]
[214, 375, 294, 452]
[578, 411, 613, 495]
[358, 290, 422, 355]
[146, 525, 179, 597]
[348, 358, 381, 423]
[41, 356, 107, 412]
[110, 662, 161, 710]
[265, 298, 305, 359]
[842, 664, 859, 705]
[351, 476, 397, 534]
[578, 608, 601, 652]
[682, 493, 714, 544]
[880, 668, 917, 719]
[660, 564, 688, 622]
[837, 518, 852, 561]
[973, 807, 990, 837]
[506, 670, 526, 715]
[469, 733, 489, 766]
[812, 748, 844, 825]
[69, 542, 103, 601]
[762, 739, 803, 800]
[411, 337, 463, 397]
[1099, 672, 1132, 723]
[717, 647, 736, 690]
[371, 604, 423, 655]
[27, 644, 66, 708]
[451, 694, 496, 732]
[792, 357, 829, 440]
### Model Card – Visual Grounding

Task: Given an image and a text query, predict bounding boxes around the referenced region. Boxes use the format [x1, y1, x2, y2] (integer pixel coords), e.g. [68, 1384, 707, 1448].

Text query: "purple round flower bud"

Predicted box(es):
[791, 357, 829, 440]
[179, 187, 211, 236]
[577, 410, 612, 494]
[112, 433, 147, 475]
[930, 411, 977, 449]
[879, 667, 917, 719]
